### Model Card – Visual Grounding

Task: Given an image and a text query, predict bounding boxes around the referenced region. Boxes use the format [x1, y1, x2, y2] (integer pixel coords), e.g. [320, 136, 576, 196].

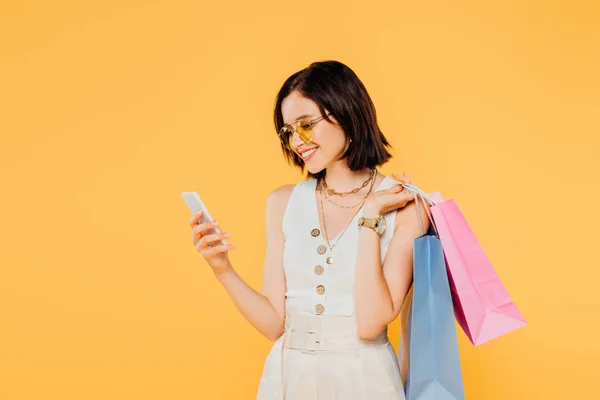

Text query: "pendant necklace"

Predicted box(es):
[318, 171, 377, 265]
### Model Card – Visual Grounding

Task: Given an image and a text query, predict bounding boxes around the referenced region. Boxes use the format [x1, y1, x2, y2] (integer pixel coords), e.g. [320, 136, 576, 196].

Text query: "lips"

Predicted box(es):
[300, 147, 318, 160]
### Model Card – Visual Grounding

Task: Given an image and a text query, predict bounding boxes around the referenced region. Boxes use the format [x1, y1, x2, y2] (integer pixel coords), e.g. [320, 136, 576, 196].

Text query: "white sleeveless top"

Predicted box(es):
[281, 175, 399, 316]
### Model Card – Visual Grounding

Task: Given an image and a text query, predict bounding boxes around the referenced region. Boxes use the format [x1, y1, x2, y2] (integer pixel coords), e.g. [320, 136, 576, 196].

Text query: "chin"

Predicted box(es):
[309, 168, 326, 177]
[303, 149, 333, 175]
[305, 162, 324, 174]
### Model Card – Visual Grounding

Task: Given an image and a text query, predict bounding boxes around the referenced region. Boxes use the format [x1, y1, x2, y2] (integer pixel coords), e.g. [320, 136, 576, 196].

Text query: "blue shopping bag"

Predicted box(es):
[398, 189, 466, 400]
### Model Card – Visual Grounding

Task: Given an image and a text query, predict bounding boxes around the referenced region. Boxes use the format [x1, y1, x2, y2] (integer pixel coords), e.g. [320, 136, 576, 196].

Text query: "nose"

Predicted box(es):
[290, 130, 304, 150]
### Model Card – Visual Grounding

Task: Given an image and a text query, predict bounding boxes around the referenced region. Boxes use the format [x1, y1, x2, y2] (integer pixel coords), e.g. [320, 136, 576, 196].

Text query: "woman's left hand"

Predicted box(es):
[364, 172, 416, 216]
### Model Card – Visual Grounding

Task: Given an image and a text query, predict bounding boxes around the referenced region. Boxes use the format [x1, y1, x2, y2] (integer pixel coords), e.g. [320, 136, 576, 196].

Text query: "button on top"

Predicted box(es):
[317, 245, 327, 255]
[315, 304, 325, 314]
[314, 265, 324, 275]
[316, 285, 325, 295]
[311, 228, 320, 237]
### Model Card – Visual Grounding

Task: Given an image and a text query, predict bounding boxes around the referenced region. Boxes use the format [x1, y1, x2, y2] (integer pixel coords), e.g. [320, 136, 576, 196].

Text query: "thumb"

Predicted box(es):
[387, 184, 404, 193]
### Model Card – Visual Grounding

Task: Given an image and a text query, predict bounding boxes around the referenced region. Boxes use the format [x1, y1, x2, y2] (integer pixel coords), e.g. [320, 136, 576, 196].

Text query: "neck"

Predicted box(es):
[322, 163, 375, 192]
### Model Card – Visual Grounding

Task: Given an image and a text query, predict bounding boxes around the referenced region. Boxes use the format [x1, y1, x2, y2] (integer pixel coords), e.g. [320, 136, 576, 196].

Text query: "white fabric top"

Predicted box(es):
[281, 175, 399, 316]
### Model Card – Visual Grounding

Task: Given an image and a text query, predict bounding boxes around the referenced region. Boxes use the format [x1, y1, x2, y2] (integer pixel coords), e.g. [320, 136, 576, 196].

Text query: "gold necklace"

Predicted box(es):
[319, 173, 377, 264]
[323, 172, 375, 208]
[321, 168, 375, 197]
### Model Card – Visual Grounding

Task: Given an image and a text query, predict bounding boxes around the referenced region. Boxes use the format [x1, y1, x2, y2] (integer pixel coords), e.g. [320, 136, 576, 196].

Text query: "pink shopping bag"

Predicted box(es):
[404, 186, 527, 346]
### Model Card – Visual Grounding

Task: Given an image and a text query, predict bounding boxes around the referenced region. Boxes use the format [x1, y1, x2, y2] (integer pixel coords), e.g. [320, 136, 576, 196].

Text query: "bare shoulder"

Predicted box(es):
[266, 183, 296, 213]
[267, 183, 295, 202]
[264, 183, 297, 235]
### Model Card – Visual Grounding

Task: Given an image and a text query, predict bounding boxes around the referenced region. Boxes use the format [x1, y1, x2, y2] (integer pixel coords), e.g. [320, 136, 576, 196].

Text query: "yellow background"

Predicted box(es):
[1, 1, 598, 399]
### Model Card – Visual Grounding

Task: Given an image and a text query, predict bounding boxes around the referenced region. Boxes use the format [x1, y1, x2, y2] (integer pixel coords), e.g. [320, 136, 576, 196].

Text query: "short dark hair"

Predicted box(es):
[273, 60, 393, 180]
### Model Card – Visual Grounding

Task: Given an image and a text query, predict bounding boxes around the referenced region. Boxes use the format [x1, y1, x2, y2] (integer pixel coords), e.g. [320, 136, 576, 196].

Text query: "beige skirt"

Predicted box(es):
[256, 309, 405, 400]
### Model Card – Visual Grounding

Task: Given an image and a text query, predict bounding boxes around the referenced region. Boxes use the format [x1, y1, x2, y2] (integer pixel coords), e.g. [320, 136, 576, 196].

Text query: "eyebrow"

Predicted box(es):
[283, 114, 312, 126]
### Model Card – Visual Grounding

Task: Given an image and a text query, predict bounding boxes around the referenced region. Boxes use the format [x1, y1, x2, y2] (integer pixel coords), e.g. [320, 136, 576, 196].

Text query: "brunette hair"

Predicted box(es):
[273, 60, 393, 180]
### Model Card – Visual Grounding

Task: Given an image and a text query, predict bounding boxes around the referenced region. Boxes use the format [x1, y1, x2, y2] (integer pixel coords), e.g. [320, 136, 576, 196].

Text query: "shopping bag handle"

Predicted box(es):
[400, 183, 438, 206]
[401, 183, 439, 237]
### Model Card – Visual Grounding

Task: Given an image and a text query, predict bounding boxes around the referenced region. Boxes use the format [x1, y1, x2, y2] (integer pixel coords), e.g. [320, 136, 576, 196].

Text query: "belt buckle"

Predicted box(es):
[301, 331, 320, 354]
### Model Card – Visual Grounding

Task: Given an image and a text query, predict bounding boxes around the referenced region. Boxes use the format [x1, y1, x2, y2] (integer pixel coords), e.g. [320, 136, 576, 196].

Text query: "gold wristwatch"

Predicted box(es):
[357, 215, 386, 235]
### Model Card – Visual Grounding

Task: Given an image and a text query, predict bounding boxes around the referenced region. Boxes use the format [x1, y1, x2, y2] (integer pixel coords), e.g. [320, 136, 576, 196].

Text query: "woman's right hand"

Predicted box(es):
[189, 211, 235, 273]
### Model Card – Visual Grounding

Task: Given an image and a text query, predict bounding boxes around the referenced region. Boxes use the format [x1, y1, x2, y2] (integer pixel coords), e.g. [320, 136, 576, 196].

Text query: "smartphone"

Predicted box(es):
[182, 191, 228, 246]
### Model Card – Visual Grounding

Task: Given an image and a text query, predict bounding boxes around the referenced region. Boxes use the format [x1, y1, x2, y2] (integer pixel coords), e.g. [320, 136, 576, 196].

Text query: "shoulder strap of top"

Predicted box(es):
[376, 175, 398, 192]
[281, 178, 315, 236]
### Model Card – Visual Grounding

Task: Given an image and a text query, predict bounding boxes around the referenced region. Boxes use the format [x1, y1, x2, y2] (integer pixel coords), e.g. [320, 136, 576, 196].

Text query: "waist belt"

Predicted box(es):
[282, 329, 388, 355]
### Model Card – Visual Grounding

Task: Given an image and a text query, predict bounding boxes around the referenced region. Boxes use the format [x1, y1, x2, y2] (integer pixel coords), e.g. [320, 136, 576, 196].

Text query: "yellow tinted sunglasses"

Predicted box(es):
[279, 113, 331, 149]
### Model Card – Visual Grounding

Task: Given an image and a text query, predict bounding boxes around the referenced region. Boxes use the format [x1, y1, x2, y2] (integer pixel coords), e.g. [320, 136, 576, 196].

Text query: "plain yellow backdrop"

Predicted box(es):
[1, 0, 599, 399]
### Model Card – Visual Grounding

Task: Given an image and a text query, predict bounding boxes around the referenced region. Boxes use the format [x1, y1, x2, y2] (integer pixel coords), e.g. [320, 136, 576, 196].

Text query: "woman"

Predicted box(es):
[189, 60, 430, 399]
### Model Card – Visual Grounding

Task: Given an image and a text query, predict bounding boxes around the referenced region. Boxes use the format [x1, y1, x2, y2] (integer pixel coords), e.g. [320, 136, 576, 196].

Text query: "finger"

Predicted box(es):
[199, 242, 235, 256]
[391, 173, 411, 182]
[392, 172, 413, 183]
[199, 232, 231, 248]
[385, 184, 404, 193]
[192, 220, 218, 234]
[189, 210, 204, 227]
[196, 238, 215, 251]
[192, 220, 219, 246]
[402, 189, 417, 200]
[196, 241, 212, 251]
[394, 187, 417, 200]
[393, 191, 416, 209]
[378, 189, 415, 214]
[391, 175, 408, 184]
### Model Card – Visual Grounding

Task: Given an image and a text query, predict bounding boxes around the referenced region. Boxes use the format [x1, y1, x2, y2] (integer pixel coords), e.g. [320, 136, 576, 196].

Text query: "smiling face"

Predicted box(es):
[280, 90, 350, 174]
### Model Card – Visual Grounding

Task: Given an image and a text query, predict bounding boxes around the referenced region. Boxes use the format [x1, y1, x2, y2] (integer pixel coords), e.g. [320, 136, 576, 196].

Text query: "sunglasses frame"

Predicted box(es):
[278, 113, 332, 149]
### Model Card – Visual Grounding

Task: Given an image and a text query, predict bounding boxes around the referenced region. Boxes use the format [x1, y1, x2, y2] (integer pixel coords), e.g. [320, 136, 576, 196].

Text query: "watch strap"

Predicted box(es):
[359, 217, 378, 228]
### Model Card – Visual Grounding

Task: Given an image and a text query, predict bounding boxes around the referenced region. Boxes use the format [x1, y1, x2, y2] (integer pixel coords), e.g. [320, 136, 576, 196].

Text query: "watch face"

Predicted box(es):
[375, 217, 386, 234]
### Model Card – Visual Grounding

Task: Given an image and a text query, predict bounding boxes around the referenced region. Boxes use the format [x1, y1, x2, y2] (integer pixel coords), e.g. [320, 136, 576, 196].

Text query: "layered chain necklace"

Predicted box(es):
[321, 168, 376, 209]
[318, 169, 377, 264]
[321, 168, 375, 196]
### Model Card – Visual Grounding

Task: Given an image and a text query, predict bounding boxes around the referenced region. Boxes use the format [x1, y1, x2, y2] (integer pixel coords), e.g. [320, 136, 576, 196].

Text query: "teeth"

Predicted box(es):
[302, 148, 317, 158]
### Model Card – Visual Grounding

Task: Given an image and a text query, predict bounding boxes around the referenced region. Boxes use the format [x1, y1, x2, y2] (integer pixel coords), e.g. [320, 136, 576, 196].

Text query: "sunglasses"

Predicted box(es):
[278, 113, 332, 150]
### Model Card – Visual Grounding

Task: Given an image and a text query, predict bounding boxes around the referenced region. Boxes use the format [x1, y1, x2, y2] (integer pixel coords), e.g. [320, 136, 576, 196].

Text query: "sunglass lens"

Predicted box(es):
[296, 120, 312, 143]
[279, 127, 292, 149]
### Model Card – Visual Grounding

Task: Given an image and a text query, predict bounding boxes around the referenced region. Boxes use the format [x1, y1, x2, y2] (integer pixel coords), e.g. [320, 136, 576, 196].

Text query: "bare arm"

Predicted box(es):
[354, 199, 430, 339]
[213, 185, 292, 341]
